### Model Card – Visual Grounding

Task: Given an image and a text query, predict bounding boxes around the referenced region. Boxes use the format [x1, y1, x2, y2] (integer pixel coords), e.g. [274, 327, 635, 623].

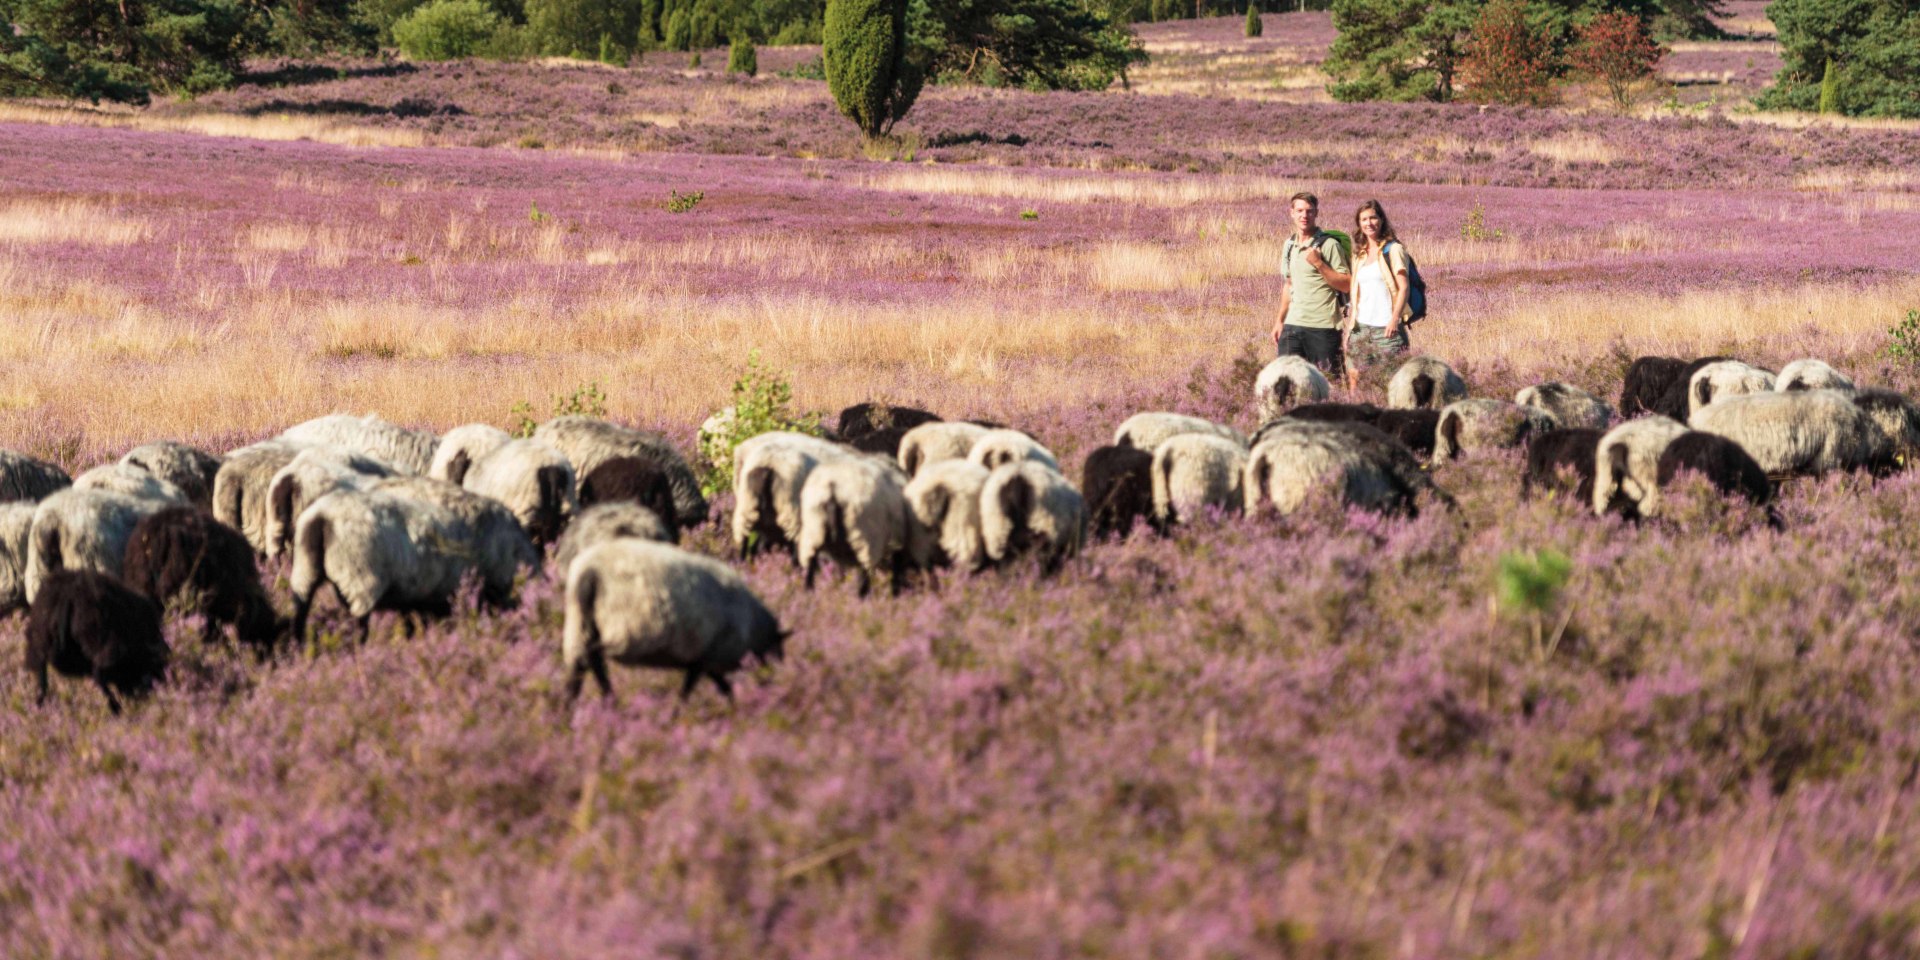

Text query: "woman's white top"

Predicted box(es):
[1353, 255, 1393, 328]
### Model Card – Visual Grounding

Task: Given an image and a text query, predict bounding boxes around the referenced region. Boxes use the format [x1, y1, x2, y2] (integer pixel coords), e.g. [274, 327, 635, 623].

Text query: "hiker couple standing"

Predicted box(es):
[1270, 192, 1419, 391]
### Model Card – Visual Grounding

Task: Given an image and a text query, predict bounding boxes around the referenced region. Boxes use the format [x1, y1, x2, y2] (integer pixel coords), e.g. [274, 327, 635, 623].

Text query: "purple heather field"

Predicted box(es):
[4, 9, 1920, 957]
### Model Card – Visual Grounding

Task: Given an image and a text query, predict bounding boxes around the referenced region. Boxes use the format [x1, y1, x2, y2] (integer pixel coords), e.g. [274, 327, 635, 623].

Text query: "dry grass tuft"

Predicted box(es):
[0, 101, 428, 148]
[0, 199, 154, 246]
[1529, 133, 1620, 166]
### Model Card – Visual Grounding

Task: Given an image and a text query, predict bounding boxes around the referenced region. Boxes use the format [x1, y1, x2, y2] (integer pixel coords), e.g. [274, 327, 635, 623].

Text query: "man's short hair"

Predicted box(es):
[1289, 192, 1319, 209]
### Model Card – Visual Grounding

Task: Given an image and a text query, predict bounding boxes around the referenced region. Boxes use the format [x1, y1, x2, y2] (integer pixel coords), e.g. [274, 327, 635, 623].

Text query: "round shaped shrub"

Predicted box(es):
[392, 0, 503, 60]
[728, 35, 758, 76]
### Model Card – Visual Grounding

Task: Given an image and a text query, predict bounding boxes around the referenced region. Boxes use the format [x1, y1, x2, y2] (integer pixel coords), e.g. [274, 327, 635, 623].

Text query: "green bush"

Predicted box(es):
[393, 0, 504, 59]
[824, 0, 924, 138]
[696, 354, 823, 493]
[524, 0, 646, 62]
[728, 34, 758, 74]
[1763, 0, 1920, 118]
[1245, 3, 1263, 36]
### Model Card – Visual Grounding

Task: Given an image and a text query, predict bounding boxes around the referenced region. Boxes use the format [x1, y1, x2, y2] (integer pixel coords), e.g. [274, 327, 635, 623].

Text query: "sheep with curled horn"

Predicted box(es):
[1688, 360, 1776, 418]
[1386, 356, 1467, 410]
[533, 415, 708, 528]
[1592, 416, 1689, 518]
[1515, 382, 1613, 430]
[1113, 412, 1246, 453]
[281, 413, 440, 476]
[1776, 359, 1855, 393]
[1431, 400, 1554, 462]
[119, 441, 222, 510]
[1689, 390, 1895, 477]
[980, 461, 1085, 575]
[1151, 433, 1248, 527]
[429, 424, 513, 486]
[898, 421, 990, 478]
[1254, 356, 1331, 420]
[1619, 356, 1690, 419]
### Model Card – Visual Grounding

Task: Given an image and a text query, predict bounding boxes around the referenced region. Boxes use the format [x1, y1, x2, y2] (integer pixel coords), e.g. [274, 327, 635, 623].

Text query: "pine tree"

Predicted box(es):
[1245, 2, 1263, 36]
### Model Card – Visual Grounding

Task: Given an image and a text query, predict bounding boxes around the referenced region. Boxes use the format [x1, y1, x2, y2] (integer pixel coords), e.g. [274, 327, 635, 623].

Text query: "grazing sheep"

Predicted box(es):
[1515, 383, 1613, 430]
[849, 425, 914, 459]
[1850, 389, 1920, 465]
[797, 455, 912, 597]
[1593, 416, 1690, 517]
[1282, 402, 1383, 426]
[1151, 433, 1249, 525]
[1374, 409, 1442, 459]
[553, 502, 675, 578]
[281, 413, 440, 476]
[0, 449, 70, 503]
[533, 416, 707, 528]
[1776, 359, 1855, 393]
[374, 476, 540, 601]
[73, 463, 188, 502]
[25, 570, 168, 715]
[980, 461, 1086, 573]
[1690, 390, 1895, 477]
[1244, 420, 1441, 518]
[1654, 432, 1773, 513]
[899, 421, 991, 478]
[1082, 446, 1155, 540]
[1114, 413, 1247, 453]
[119, 442, 222, 510]
[1619, 356, 1690, 419]
[462, 439, 577, 546]
[968, 429, 1060, 473]
[731, 433, 849, 560]
[215, 440, 307, 554]
[1254, 356, 1332, 419]
[1689, 361, 1777, 418]
[1432, 400, 1554, 462]
[1386, 357, 1468, 410]
[429, 424, 513, 485]
[562, 539, 787, 702]
[264, 447, 398, 558]
[25, 482, 188, 605]
[1521, 428, 1604, 502]
[0, 503, 38, 614]
[579, 456, 682, 542]
[836, 402, 940, 442]
[904, 459, 991, 574]
[122, 507, 280, 652]
[1649, 356, 1733, 421]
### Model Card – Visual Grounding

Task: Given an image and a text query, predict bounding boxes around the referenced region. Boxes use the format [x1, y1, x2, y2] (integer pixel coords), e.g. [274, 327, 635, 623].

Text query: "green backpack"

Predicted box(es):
[1284, 230, 1354, 308]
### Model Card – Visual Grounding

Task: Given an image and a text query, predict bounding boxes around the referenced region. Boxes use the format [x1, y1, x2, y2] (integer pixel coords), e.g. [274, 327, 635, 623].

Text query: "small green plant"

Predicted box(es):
[1020, 208, 1039, 221]
[1496, 548, 1573, 655]
[1460, 200, 1504, 241]
[1884, 309, 1920, 365]
[689, 51, 702, 68]
[510, 381, 609, 438]
[528, 202, 551, 222]
[665, 190, 705, 213]
[696, 353, 823, 494]
[728, 36, 758, 76]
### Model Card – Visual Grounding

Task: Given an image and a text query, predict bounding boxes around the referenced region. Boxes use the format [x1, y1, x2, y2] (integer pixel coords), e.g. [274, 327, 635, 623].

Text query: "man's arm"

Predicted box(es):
[1303, 244, 1351, 294]
[1272, 279, 1292, 345]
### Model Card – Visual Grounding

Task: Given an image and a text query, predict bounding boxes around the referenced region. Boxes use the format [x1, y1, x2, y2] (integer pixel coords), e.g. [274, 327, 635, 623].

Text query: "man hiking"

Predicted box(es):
[1270, 192, 1351, 376]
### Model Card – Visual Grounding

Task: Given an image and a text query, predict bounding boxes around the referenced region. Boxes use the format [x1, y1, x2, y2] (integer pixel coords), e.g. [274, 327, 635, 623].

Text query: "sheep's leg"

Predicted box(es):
[94, 675, 123, 716]
[587, 648, 613, 698]
[889, 551, 909, 597]
[708, 672, 734, 699]
[679, 668, 701, 699]
[804, 555, 819, 591]
[353, 615, 372, 647]
[856, 568, 872, 599]
[291, 595, 313, 653]
[400, 613, 418, 639]
[201, 613, 220, 646]
[34, 664, 49, 706]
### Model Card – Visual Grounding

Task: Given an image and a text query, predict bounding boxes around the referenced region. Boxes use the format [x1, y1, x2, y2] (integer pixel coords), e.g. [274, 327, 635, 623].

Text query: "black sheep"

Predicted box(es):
[122, 506, 281, 653]
[1656, 432, 1773, 507]
[849, 425, 913, 459]
[1619, 356, 1688, 418]
[1374, 409, 1442, 459]
[578, 456, 682, 542]
[1647, 356, 1732, 421]
[835, 403, 940, 442]
[1082, 445, 1155, 540]
[25, 570, 169, 715]
[1522, 428, 1604, 502]
[1284, 402, 1384, 425]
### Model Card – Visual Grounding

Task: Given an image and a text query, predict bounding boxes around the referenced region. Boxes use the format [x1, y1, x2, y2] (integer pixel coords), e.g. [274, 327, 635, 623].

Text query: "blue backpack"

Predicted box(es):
[1389, 241, 1429, 324]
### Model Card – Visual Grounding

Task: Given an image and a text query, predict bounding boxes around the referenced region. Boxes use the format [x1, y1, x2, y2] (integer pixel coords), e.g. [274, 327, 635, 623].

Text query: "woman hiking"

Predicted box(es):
[1342, 199, 1413, 392]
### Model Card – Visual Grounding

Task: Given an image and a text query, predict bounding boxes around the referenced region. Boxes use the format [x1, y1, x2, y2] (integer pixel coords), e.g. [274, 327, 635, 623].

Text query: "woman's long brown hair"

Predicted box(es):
[1353, 199, 1398, 259]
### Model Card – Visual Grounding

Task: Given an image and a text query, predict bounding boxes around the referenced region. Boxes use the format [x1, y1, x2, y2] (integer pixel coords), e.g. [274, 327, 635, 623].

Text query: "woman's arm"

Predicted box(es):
[1386, 247, 1410, 335]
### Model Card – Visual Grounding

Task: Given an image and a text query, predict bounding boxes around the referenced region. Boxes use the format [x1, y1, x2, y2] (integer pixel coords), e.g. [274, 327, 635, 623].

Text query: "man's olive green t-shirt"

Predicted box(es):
[1284, 232, 1350, 330]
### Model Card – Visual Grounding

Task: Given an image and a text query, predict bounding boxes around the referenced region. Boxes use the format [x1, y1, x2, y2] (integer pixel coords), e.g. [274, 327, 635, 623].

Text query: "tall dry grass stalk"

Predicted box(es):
[0, 101, 428, 149]
[0, 200, 153, 246]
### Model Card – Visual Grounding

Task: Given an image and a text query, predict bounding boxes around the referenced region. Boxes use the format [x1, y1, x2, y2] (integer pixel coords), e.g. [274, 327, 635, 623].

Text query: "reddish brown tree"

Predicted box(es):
[1459, 0, 1557, 107]
[1571, 12, 1667, 110]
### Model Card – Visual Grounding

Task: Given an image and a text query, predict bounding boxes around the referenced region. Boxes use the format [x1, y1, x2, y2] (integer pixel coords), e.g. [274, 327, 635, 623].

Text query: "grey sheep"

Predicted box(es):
[1775, 359, 1855, 393]
[429, 423, 513, 485]
[1254, 357, 1332, 420]
[0, 449, 71, 503]
[281, 413, 440, 476]
[0, 502, 38, 613]
[562, 539, 786, 702]
[1432, 400, 1555, 462]
[1243, 420, 1438, 517]
[1592, 415, 1689, 517]
[374, 476, 540, 595]
[1113, 412, 1247, 452]
[1151, 433, 1248, 525]
[1687, 360, 1776, 418]
[533, 415, 707, 528]
[1852, 389, 1920, 465]
[73, 463, 188, 502]
[24, 480, 187, 605]
[967, 429, 1059, 472]
[462, 439, 577, 546]
[119, 442, 222, 510]
[899, 421, 990, 478]
[214, 440, 307, 554]
[264, 447, 398, 559]
[552, 502, 675, 579]
[904, 459, 990, 575]
[1515, 382, 1613, 430]
[980, 461, 1085, 573]
[1689, 389, 1893, 477]
[731, 431, 849, 560]
[1387, 357, 1468, 410]
[797, 454, 912, 596]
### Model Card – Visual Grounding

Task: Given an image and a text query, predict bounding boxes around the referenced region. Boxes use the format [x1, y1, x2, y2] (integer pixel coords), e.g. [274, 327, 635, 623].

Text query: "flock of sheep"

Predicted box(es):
[6, 349, 1912, 715]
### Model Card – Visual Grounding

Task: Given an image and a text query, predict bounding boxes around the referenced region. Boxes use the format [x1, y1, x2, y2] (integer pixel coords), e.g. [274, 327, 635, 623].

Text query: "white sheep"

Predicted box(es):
[0, 450, 71, 503]
[0, 502, 38, 613]
[429, 424, 513, 485]
[797, 455, 912, 596]
[904, 459, 991, 575]
[281, 413, 440, 476]
[552, 502, 675, 578]
[215, 440, 307, 554]
[1113, 412, 1247, 453]
[967, 429, 1059, 472]
[1775, 359, 1855, 393]
[1151, 433, 1248, 525]
[1593, 415, 1689, 517]
[899, 421, 991, 478]
[1689, 389, 1892, 476]
[1687, 361, 1776, 418]
[1254, 357, 1332, 420]
[119, 441, 222, 510]
[1515, 383, 1613, 430]
[980, 461, 1085, 573]
[1432, 400, 1555, 461]
[562, 539, 787, 702]
[461, 439, 578, 546]
[533, 415, 707, 528]
[73, 463, 189, 502]
[264, 447, 398, 558]
[373, 476, 540, 594]
[1387, 357, 1468, 410]
[24, 481, 188, 605]
[1242, 420, 1437, 517]
[731, 432, 850, 560]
